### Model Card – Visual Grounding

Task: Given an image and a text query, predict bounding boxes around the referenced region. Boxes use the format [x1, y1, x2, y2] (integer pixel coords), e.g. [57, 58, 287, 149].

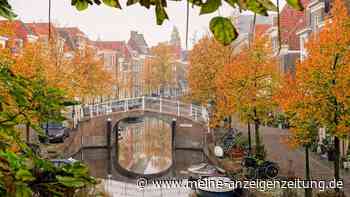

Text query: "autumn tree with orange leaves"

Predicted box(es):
[276, 0, 350, 194]
[70, 48, 114, 103]
[188, 36, 234, 128]
[143, 43, 178, 97]
[275, 75, 319, 197]
[0, 21, 115, 104]
[217, 35, 279, 159]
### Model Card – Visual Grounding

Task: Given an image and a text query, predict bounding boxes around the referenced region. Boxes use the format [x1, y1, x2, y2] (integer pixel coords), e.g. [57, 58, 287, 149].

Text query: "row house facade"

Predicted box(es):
[267, 0, 311, 74]
[93, 40, 132, 98]
[0, 20, 189, 101]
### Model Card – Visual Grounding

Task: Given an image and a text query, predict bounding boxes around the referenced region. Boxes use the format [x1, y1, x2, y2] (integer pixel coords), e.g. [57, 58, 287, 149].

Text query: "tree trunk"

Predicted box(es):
[305, 146, 312, 197]
[254, 120, 262, 159]
[254, 108, 262, 159]
[334, 136, 341, 193]
[248, 120, 252, 155]
[26, 123, 30, 143]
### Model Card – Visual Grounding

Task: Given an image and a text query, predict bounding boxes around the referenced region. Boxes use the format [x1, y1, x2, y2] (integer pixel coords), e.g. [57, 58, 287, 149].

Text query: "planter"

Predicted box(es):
[230, 151, 244, 159]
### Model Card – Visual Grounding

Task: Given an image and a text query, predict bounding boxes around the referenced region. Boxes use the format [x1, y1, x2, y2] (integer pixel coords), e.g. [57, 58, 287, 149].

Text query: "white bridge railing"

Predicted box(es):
[80, 96, 208, 123]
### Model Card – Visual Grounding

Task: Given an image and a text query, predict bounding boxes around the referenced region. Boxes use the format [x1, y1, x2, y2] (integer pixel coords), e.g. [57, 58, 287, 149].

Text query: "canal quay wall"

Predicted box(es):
[63, 110, 208, 158]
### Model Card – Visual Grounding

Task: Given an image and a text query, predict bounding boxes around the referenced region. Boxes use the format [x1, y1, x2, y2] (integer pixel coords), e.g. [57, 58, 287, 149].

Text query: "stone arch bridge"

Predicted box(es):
[64, 97, 209, 157]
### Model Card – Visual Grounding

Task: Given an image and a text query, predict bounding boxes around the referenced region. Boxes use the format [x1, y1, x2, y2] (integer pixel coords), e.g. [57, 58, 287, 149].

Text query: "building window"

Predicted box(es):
[300, 35, 308, 61]
[272, 37, 278, 51]
[121, 63, 128, 71]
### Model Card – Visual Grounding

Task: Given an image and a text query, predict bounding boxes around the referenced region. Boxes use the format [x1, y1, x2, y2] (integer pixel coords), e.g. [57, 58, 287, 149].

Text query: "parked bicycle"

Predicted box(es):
[242, 156, 279, 179]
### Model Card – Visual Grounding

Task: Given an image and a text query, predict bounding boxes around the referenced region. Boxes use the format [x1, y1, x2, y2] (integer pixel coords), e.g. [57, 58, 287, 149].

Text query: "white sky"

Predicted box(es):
[8, 0, 286, 49]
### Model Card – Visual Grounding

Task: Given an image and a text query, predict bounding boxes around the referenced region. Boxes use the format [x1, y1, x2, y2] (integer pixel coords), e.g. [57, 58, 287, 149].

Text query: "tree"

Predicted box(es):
[0, 0, 303, 46]
[275, 75, 320, 197]
[188, 36, 234, 126]
[285, 0, 350, 193]
[143, 43, 178, 97]
[216, 35, 279, 159]
[0, 54, 98, 196]
[70, 48, 115, 103]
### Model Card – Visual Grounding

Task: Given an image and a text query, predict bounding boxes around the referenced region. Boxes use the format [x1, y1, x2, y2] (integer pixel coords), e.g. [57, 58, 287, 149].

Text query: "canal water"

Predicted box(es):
[74, 115, 208, 183]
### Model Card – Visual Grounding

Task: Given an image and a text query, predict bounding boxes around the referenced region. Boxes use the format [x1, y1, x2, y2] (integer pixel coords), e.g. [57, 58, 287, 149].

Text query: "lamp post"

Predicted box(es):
[207, 100, 214, 144]
[247, 118, 252, 155]
[106, 118, 112, 175]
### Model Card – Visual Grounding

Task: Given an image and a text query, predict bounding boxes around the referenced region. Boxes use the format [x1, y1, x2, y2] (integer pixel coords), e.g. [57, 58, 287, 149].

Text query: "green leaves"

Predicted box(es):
[15, 169, 35, 182]
[257, 0, 277, 12]
[246, 0, 268, 16]
[209, 16, 238, 46]
[0, 0, 306, 46]
[15, 183, 32, 197]
[0, 0, 17, 19]
[200, 0, 221, 14]
[286, 0, 304, 11]
[56, 176, 86, 188]
[155, 2, 169, 25]
[224, 0, 237, 8]
[72, 0, 122, 10]
[73, 0, 90, 11]
[56, 162, 97, 188]
[127, 0, 140, 6]
[103, 0, 122, 8]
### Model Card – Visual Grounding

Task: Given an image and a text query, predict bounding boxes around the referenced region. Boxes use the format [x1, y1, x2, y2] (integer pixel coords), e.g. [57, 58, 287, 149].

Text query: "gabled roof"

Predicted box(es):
[58, 27, 86, 38]
[57, 27, 89, 51]
[94, 40, 132, 58]
[279, 0, 310, 50]
[26, 23, 57, 38]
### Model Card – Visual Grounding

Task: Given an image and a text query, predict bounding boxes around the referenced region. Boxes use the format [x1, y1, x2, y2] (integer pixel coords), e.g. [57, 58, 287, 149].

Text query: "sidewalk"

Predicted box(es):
[236, 124, 350, 195]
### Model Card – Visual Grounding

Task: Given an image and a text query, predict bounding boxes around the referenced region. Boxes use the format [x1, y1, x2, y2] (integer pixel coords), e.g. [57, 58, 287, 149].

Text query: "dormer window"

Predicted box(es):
[57, 37, 65, 53]
[309, 1, 325, 31]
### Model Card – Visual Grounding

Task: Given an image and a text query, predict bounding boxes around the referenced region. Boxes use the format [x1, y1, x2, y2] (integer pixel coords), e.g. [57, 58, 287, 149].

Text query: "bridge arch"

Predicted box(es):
[64, 97, 209, 159]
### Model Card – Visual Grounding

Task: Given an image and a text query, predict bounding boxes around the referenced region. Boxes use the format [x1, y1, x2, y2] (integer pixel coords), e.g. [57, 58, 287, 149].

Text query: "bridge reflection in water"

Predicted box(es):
[118, 116, 172, 175]
[73, 115, 208, 182]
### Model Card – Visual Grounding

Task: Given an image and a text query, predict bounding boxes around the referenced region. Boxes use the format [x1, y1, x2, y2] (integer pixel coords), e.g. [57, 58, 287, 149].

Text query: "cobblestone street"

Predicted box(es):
[238, 124, 350, 195]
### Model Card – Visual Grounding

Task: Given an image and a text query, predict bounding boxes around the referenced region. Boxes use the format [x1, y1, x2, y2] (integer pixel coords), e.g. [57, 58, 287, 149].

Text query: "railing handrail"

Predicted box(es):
[79, 96, 208, 123]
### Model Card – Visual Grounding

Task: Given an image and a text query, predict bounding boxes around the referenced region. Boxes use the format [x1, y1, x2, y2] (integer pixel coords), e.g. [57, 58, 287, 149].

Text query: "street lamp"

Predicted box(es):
[206, 100, 215, 144]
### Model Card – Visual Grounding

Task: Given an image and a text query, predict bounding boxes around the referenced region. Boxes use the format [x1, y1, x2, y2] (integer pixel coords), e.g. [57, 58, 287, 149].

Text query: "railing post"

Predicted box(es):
[177, 101, 180, 116]
[142, 96, 145, 110]
[124, 100, 128, 112]
[160, 97, 162, 113]
[89, 105, 93, 118]
[195, 109, 198, 121]
[202, 107, 207, 122]
[190, 104, 193, 117]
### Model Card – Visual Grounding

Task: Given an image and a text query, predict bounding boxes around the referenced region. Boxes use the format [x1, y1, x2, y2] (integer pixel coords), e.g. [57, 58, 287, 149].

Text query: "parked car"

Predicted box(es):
[40, 122, 70, 143]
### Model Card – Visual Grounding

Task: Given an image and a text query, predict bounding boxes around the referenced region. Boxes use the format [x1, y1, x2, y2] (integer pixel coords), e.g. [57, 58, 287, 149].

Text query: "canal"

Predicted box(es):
[73, 115, 208, 183]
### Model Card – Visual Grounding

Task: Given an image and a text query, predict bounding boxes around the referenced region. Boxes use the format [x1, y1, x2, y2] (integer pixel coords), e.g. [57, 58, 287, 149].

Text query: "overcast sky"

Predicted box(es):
[8, 0, 285, 49]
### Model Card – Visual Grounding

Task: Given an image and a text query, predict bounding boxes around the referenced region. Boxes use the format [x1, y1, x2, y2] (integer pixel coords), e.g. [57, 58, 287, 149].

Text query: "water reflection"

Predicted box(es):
[117, 116, 172, 175]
